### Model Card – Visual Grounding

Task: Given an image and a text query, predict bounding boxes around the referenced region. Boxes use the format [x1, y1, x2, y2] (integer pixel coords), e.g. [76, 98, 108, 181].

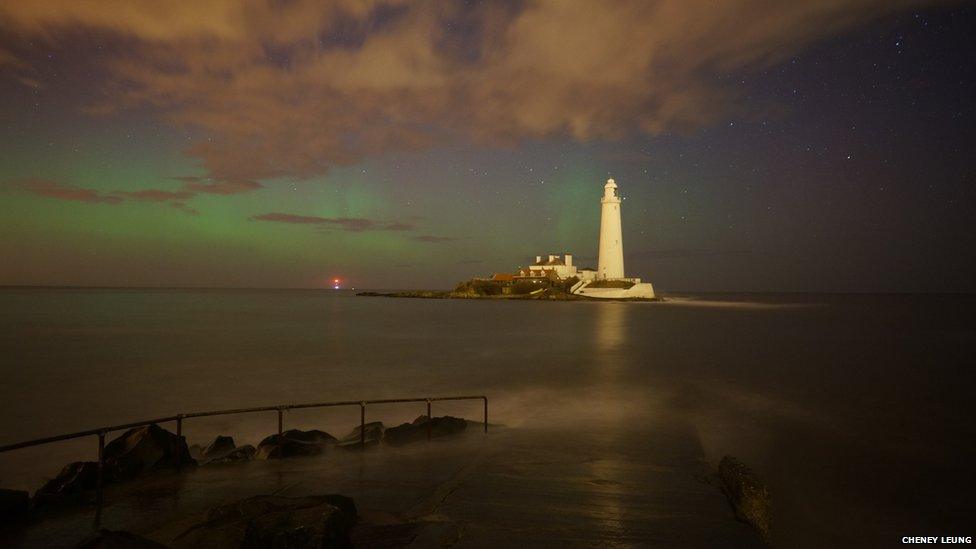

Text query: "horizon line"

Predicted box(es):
[0, 284, 973, 296]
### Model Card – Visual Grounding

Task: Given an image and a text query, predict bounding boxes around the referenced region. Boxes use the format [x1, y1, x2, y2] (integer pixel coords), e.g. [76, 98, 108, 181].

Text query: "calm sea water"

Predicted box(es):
[1, 289, 974, 546]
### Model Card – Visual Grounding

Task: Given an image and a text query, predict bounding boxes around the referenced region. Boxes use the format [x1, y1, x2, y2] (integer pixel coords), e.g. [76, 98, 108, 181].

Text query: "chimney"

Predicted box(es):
[535, 255, 542, 264]
[548, 254, 557, 263]
[564, 253, 573, 266]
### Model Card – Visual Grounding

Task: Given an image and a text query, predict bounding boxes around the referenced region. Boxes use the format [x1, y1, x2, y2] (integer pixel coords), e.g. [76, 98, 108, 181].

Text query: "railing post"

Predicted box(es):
[426, 399, 432, 441]
[483, 397, 488, 433]
[360, 401, 366, 449]
[175, 415, 183, 471]
[96, 432, 105, 506]
[277, 407, 283, 435]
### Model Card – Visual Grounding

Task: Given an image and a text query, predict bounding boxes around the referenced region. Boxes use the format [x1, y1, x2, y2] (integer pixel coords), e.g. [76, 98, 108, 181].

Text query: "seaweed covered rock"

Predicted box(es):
[103, 423, 195, 481]
[336, 422, 385, 449]
[718, 456, 771, 545]
[256, 429, 336, 460]
[172, 494, 357, 548]
[384, 415, 467, 446]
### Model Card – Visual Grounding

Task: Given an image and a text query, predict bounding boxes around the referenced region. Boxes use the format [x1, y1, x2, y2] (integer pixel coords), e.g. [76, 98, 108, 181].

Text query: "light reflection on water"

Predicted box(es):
[0, 289, 973, 546]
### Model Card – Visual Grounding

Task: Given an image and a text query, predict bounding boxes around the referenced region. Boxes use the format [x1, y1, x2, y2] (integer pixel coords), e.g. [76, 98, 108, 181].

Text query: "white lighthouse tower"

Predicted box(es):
[598, 178, 625, 280]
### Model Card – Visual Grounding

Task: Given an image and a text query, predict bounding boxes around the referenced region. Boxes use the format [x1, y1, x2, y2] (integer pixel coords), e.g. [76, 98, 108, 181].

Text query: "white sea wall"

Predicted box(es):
[575, 282, 655, 299]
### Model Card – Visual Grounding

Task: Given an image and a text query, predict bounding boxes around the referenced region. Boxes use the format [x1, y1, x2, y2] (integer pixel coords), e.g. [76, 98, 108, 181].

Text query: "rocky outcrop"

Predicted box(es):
[103, 423, 196, 481]
[0, 488, 29, 522]
[201, 435, 236, 460]
[718, 456, 771, 545]
[255, 429, 336, 460]
[384, 415, 467, 446]
[74, 529, 168, 548]
[172, 494, 357, 548]
[336, 422, 385, 449]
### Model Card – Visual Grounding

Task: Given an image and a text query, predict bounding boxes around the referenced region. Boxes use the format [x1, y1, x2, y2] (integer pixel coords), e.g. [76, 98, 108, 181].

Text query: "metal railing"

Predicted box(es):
[0, 395, 488, 509]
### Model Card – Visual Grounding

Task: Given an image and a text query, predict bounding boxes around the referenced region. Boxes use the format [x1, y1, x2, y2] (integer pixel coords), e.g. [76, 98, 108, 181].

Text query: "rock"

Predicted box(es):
[201, 435, 236, 459]
[204, 445, 256, 465]
[384, 415, 467, 446]
[103, 423, 196, 481]
[33, 461, 101, 505]
[255, 429, 336, 460]
[718, 456, 771, 545]
[172, 494, 357, 548]
[336, 422, 385, 449]
[74, 529, 168, 548]
[0, 488, 29, 521]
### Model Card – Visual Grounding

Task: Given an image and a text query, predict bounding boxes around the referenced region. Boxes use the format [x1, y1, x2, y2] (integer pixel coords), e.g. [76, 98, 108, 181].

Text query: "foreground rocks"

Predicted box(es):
[384, 415, 467, 446]
[718, 455, 772, 545]
[104, 424, 196, 482]
[74, 529, 168, 548]
[205, 445, 255, 465]
[256, 429, 336, 460]
[33, 424, 195, 507]
[336, 422, 385, 449]
[0, 488, 29, 522]
[200, 436, 236, 460]
[172, 494, 357, 548]
[26, 416, 472, 513]
[34, 462, 101, 506]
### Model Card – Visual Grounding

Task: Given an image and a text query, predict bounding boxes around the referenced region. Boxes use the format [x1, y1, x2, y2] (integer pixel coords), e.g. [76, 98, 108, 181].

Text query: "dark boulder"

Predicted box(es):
[336, 422, 385, 449]
[384, 415, 467, 447]
[255, 429, 336, 460]
[718, 456, 771, 545]
[74, 529, 168, 548]
[205, 445, 256, 465]
[0, 488, 30, 522]
[172, 494, 357, 548]
[201, 435, 236, 460]
[34, 461, 101, 505]
[103, 423, 196, 481]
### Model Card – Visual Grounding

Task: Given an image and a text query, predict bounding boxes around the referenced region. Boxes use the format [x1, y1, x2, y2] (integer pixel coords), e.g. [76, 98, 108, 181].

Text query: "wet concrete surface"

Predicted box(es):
[1, 418, 761, 548]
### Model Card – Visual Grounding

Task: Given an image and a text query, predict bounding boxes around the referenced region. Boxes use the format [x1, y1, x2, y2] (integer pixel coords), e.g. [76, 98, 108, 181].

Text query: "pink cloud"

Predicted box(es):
[5, 178, 122, 204]
[252, 212, 415, 232]
[117, 189, 196, 201]
[180, 178, 263, 195]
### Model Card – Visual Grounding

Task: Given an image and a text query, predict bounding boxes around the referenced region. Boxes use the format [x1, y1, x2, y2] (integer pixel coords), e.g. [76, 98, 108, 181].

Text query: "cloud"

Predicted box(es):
[4, 178, 204, 214]
[413, 235, 456, 243]
[251, 212, 415, 232]
[177, 177, 262, 195]
[0, 47, 25, 69]
[117, 189, 196, 201]
[1, 1, 933, 184]
[5, 178, 122, 204]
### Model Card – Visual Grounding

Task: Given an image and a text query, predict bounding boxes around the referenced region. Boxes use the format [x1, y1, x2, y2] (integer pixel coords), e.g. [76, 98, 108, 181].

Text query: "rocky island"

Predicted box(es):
[358, 276, 661, 301]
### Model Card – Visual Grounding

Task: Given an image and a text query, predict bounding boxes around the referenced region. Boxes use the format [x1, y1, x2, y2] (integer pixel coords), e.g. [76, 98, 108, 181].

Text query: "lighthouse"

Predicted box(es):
[598, 178, 625, 280]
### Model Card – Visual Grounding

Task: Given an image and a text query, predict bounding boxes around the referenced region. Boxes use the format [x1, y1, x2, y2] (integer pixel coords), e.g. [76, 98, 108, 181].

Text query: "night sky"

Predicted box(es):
[1, 2, 973, 292]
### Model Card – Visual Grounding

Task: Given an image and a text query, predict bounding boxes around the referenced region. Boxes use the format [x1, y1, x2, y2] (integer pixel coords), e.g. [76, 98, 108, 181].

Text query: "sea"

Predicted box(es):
[1, 288, 974, 546]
